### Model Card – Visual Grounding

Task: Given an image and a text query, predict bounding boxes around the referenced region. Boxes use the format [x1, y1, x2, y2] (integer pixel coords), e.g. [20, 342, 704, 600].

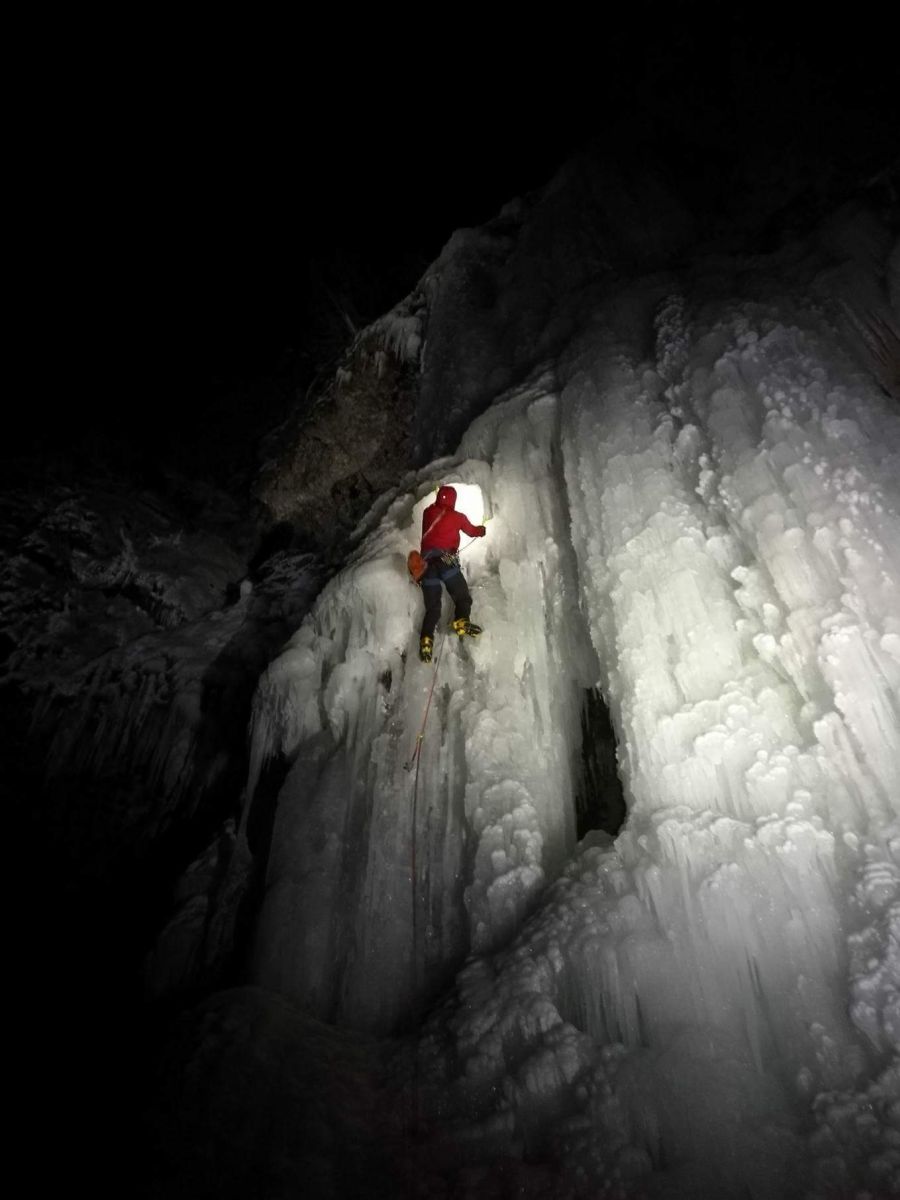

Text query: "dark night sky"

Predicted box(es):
[189, 114, 592, 373]
[20, 13, 897, 462]
[162, 17, 899, 380]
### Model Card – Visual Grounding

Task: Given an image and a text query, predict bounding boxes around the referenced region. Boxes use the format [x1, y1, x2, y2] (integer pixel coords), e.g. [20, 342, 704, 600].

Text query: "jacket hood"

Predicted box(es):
[436, 485, 457, 509]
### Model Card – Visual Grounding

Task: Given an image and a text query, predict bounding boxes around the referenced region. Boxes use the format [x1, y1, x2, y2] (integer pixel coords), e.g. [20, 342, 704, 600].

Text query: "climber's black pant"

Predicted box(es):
[419, 554, 472, 639]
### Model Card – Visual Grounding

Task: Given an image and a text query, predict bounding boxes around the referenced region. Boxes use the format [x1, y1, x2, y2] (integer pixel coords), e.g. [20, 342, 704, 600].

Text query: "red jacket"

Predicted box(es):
[421, 486, 485, 554]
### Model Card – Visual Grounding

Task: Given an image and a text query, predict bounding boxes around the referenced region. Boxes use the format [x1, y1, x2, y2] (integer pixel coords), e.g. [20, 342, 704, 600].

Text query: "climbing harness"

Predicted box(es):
[407, 509, 449, 582]
[404, 517, 492, 771]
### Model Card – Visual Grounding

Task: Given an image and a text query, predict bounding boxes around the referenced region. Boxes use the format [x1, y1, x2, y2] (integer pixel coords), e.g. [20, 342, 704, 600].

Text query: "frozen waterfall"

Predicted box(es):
[244, 229, 899, 1196]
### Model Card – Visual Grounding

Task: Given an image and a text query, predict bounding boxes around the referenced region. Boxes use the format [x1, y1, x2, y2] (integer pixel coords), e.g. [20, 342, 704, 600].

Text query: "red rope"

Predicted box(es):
[404, 635, 444, 772]
[406, 630, 446, 1170]
[403, 514, 491, 1184]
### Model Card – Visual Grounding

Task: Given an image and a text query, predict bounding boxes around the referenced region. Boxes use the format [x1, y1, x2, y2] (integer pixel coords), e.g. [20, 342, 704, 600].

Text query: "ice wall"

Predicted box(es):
[247, 373, 597, 1031]
[404, 279, 900, 1197]
[246, 219, 899, 1192]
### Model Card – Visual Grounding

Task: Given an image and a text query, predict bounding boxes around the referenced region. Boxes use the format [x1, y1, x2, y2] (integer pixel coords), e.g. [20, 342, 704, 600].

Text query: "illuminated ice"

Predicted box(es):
[246, 221, 900, 1195]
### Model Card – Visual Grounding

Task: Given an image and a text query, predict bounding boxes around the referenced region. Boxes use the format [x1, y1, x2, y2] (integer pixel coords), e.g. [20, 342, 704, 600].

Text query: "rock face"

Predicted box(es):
[2, 468, 330, 1197]
[1, 471, 324, 1007]
[253, 309, 422, 545]
[252, 154, 698, 544]
[144, 986, 399, 1200]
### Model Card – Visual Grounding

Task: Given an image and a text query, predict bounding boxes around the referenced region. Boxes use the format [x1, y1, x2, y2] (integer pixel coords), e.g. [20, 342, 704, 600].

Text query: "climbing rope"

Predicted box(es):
[407, 628, 446, 978]
[404, 628, 445, 1171]
[457, 512, 491, 557]
[404, 514, 491, 1162]
[404, 633, 444, 773]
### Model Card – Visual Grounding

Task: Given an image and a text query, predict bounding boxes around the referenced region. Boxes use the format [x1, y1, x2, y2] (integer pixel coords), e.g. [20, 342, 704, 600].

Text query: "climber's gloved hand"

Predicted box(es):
[476, 525, 487, 537]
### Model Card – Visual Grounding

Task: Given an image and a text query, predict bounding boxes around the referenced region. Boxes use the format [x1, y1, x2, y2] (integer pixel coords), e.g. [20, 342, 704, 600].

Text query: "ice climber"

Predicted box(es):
[417, 485, 486, 663]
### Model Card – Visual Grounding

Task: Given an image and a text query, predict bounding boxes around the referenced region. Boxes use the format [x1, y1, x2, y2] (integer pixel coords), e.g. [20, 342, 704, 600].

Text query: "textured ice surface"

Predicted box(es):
[248, 374, 596, 1030]
[247, 228, 900, 1194]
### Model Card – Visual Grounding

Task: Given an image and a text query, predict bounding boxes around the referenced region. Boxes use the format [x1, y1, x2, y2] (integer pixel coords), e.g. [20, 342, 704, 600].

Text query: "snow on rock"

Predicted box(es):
[1, 472, 322, 884]
[255, 153, 698, 539]
[144, 818, 243, 999]
[0, 482, 245, 690]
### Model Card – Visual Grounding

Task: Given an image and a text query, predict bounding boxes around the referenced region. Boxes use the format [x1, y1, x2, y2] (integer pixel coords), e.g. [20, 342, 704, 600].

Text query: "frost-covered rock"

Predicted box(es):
[1, 475, 322, 892]
[253, 153, 697, 539]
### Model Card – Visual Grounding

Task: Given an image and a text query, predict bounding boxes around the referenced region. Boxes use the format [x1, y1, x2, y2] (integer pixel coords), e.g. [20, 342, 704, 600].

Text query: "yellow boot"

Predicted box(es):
[419, 635, 434, 663]
[451, 617, 482, 638]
